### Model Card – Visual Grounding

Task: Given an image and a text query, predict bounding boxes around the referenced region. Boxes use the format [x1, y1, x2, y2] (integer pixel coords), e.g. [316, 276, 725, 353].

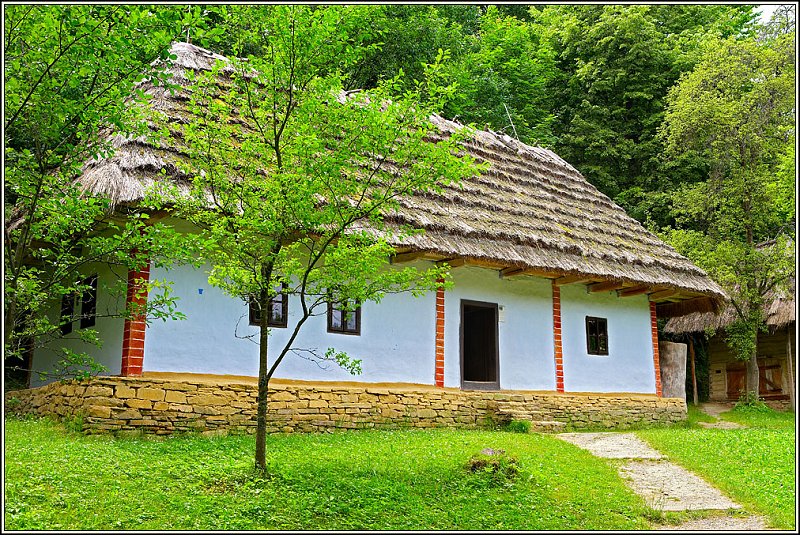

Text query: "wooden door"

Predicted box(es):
[726, 360, 786, 400]
[726, 364, 746, 399]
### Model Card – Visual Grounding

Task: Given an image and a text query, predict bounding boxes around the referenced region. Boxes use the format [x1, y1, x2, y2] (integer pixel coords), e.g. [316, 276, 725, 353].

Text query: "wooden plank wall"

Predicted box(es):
[706, 326, 796, 401]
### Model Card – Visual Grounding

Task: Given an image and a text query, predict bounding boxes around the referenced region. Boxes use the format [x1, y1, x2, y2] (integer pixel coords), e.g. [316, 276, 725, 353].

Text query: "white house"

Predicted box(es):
[29, 43, 726, 402]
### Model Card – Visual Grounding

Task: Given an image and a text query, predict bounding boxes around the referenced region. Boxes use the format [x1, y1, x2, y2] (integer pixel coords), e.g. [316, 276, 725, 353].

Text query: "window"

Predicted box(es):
[60, 293, 76, 335]
[585, 316, 608, 355]
[79, 275, 98, 329]
[249, 283, 288, 327]
[327, 299, 361, 335]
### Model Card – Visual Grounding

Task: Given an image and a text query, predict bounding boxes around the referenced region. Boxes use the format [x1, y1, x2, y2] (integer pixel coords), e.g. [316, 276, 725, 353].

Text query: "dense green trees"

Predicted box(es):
[3, 5, 195, 381]
[660, 27, 795, 397]
[539, 4, 758, 225]
[337, 4, 763, 229]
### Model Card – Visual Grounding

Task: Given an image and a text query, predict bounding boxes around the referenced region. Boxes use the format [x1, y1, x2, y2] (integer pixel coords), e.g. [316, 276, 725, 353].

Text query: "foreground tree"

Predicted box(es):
[3, 5, 199, 383]
[153, 6, 477, 470]
[659, 27, 795, 399]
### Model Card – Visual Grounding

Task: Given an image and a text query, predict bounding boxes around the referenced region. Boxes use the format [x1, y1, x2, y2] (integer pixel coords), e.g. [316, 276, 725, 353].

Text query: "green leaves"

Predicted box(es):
[4, 5, 193, 372]
[659, 29, 795, 374]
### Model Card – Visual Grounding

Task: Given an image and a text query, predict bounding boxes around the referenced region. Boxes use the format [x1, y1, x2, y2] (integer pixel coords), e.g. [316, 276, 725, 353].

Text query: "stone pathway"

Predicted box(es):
[557, 432, 739, 511]
[698, 401, 735, 418]
[556, 431, 768, 530]
[696, 402, 745, 429]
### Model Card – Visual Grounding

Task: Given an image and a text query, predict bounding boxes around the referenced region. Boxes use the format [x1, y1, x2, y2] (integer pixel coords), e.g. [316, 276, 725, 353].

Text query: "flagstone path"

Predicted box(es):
[696, 402, 745, 429]
[556, 429, 768, 530]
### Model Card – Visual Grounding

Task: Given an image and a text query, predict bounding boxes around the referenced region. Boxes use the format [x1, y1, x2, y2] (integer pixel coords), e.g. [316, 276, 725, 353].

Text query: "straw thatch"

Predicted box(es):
[664, 276, 795, 334]
[78, 42, 726, 314]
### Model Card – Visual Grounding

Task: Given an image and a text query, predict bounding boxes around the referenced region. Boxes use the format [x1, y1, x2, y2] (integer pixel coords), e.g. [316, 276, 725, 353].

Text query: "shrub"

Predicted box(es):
[6, 396, 21, 410]
[734, 392, 771, 413]
[466, 448, 519, 482]
[505, 419, 531, 434]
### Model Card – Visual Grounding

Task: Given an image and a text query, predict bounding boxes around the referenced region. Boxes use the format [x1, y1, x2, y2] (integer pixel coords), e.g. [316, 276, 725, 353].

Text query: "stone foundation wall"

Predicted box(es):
[5, 376, 686, 436]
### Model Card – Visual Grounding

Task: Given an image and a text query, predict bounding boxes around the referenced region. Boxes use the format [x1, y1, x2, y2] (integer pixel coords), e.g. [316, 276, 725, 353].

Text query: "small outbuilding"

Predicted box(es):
[664, 278, 796, 409]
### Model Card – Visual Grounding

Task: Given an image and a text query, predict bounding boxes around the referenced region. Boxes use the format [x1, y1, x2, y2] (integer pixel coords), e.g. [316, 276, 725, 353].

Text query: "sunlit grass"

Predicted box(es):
[4, 417, 652, 530]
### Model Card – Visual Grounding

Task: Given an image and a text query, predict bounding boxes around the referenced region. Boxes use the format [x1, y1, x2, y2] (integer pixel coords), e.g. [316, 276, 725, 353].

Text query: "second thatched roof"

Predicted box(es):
[78, 42, 726, 316]
[664, 273, 795, 334]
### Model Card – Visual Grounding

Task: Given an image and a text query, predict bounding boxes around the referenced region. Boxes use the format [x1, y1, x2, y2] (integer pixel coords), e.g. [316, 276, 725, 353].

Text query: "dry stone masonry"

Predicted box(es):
[6, 377, 685, 436]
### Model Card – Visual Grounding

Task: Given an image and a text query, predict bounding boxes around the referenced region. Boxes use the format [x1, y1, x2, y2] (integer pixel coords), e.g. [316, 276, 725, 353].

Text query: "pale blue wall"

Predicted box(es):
[560, 284, 656, 393]
[128, 262, 655, 394]
[25, 218, 656, 394]
[144, 262, 437, 384]
[31, 262, 126, 387]
[443, 266, 556, 391]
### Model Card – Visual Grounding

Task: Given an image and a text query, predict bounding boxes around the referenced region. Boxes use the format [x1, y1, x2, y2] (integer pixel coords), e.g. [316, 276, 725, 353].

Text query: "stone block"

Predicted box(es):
[115, 409, 142, 420]
[194, 405, 221, 415]
[153, 402, 169, 411]
[128, 419, 158, 426]
[170, 404, 194, 413]
[86, 396, 125, 408]
[84, 386, 113, 398]
[188, 394, 227, 406]
[162, 382, 198, 392]
[270, 391, 296, 401]
[335, 402, 372, 409]
[138, 388, 166, 401]
[115, 385, 136, 399]
[165, 391, 187, 403]
[126, 398, 153, 410]
[87, 405, 111, 418]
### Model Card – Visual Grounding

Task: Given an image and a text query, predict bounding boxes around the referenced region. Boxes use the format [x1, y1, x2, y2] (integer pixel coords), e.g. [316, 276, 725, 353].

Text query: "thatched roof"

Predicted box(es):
[78, 42, 726, 316]
[664, 276, 795, 334]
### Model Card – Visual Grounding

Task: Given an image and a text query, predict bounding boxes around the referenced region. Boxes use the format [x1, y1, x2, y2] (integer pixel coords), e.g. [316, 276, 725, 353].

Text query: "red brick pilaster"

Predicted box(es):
[552, 281, 564, 392]
[434, 278, 445, 387]
[650, 301, 662, 397]
[121, 261, 150, 377]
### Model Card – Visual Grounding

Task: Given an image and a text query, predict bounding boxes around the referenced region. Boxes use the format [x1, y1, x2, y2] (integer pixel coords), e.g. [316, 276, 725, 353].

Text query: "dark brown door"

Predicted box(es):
[460, 300, 499, 390]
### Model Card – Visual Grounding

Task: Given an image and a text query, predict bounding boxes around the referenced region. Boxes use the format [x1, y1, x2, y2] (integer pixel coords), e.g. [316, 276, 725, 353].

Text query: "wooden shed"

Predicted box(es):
[664, 278, 796, 408]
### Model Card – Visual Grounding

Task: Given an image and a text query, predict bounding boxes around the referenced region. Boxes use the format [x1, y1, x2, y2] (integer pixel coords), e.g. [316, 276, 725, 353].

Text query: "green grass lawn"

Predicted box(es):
[638, 406, 796, 530]
[4, 417, 653, 530]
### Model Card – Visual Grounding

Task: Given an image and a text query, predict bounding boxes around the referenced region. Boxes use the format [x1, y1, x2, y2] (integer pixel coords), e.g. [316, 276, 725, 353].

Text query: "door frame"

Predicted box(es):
[459, 299, 500, 391]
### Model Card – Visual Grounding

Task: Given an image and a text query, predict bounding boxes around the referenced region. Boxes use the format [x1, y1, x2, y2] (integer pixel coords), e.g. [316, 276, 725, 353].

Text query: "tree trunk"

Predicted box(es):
[745, 349, 760, 399]
[689, 338, 698, 405]
[787, 326, 795, 413]
[4, 296, 18, 354]
[255, 265, 273, 471]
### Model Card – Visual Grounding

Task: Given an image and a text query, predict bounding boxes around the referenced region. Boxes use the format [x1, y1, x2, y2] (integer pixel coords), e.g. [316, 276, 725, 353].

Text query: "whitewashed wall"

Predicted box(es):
[144, 262, 657, 393]
[31, 263, 127, 387]
[32, 259, 659, 395]
[144, 262, 437, 384]
[443, 266, 556, 390]
[560, 284, 656, 393]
